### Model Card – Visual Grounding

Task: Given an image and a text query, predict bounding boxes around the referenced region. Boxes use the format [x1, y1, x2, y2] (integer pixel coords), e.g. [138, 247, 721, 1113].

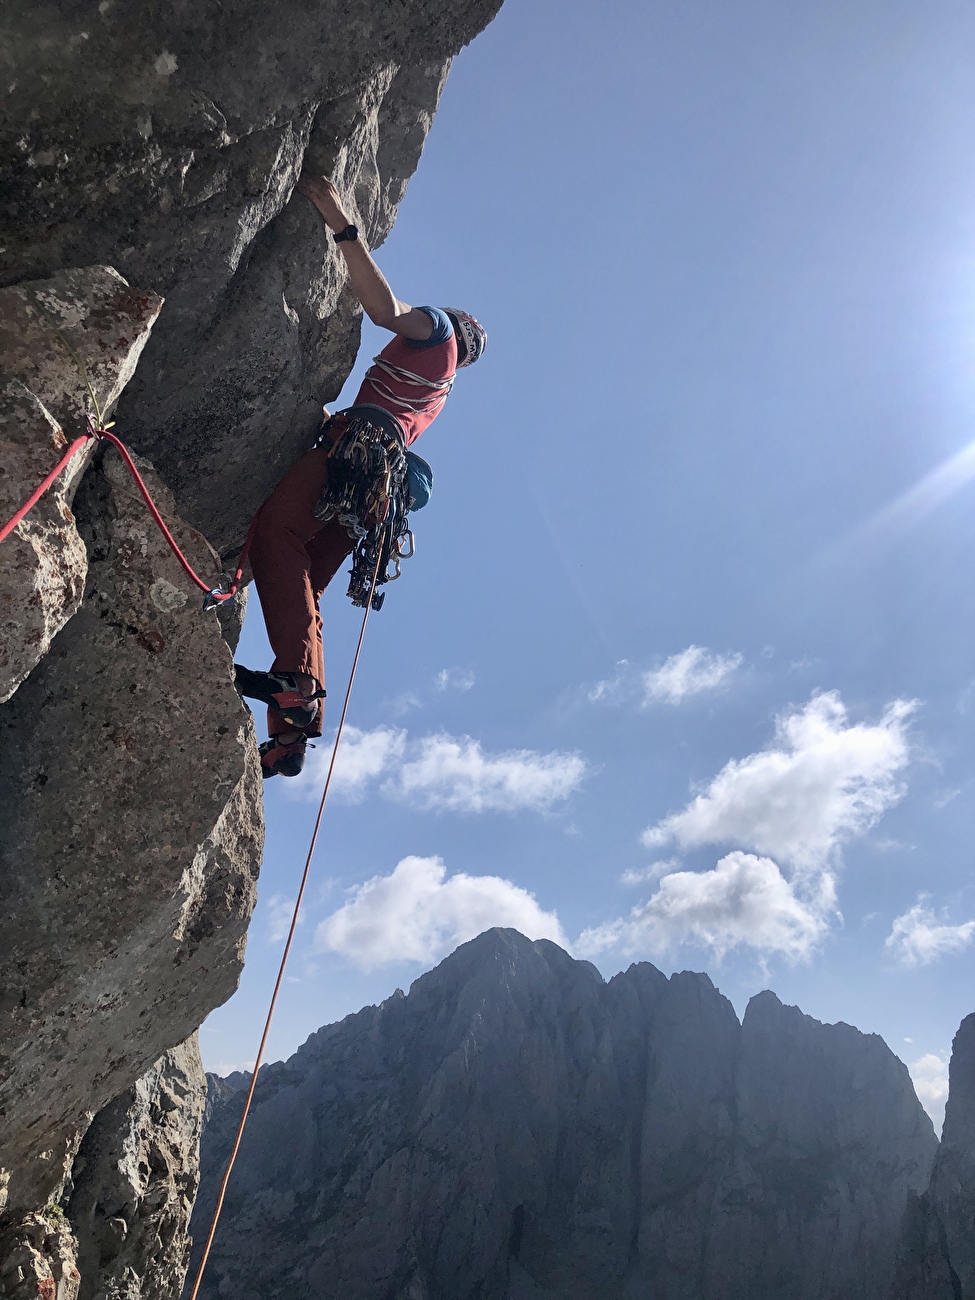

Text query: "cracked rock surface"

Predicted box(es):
[68, 1035, 208, 1300]
[0, 449, 263, 1222]
[193, 928, 937, 1300]
[0, 267, 162, 703]
[0, 0, 505, 1293]
[0, 0, 503, 551]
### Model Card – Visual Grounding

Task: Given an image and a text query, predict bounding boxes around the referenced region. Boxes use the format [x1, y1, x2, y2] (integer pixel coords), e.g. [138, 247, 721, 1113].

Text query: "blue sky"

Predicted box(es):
[201, 0, 975, 1128]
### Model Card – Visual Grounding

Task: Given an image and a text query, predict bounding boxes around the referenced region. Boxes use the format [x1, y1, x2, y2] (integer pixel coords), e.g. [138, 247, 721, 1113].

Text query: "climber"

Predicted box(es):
[233, 173, 487, 778]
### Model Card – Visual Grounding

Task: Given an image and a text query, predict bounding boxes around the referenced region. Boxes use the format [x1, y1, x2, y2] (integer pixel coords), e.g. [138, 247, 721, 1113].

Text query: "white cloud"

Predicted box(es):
[316, 855, 567, 970]
[265, 892, 301, 943]
[436, 667, 475, 692]
[620, 859, 678, 886]
[283, 724, 406, 803]
[388, 734, 586, 813]
[283, 725, 583, 815]
[644, 692, 915, 874]
[885, 895, 975, 967]
[589, 646, 742, 708]
[909, 1052, 950, 1132]
[578, 852, 831, 963]
[642, 646, 743, 705]
[588, 660, 631, 704]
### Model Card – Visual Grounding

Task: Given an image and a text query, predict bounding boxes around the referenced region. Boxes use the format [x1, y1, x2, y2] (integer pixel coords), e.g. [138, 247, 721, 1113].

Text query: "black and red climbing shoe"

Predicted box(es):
[234, 664, 324, 730]
[259, 734, 307, 779]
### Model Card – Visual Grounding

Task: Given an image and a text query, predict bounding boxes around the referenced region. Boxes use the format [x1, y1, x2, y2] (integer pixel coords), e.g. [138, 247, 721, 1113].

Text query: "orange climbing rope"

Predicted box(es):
[184, 534, 386, 1300]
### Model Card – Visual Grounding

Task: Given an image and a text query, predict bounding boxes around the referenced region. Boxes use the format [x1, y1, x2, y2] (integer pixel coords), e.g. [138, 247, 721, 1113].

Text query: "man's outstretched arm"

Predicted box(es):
[297, 174, 434, 342]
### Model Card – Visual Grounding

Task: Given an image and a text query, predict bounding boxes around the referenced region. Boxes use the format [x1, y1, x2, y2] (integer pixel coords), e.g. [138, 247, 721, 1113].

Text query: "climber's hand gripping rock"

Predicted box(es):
[295, 172, 435, 342]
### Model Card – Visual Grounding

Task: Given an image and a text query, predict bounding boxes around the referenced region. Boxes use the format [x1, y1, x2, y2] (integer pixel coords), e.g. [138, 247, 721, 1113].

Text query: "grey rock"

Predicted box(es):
[0, 0, 505, 1291]
[0, 1, 503, 551]
[192, 929, 936, 1300]
[213, 583, 248, 656]
[0, 448, 263, 1222]
[891, 1012, 975, 1298]
[0, 268, 162, 702]
[0, 1208, 81, 1300]
[68, 1035, 208, 1300]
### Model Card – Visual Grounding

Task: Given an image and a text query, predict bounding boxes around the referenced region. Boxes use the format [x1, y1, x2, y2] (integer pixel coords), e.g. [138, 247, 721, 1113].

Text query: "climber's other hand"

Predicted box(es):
[297, 174, 350, 233]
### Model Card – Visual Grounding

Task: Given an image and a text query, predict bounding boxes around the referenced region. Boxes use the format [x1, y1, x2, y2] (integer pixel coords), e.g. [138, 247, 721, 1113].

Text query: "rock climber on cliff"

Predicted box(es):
[233, 173, 487, 779]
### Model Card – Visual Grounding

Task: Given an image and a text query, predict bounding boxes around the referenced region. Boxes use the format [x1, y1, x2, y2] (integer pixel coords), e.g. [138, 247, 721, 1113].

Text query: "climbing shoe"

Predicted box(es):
[259, 734, 307, 779]
[234, 664, 324, 730]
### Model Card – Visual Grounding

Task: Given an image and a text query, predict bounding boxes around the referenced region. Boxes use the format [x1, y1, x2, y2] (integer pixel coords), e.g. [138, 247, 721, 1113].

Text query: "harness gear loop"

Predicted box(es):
[314, 409, 416, 610]
[184, 531, 387, 1300]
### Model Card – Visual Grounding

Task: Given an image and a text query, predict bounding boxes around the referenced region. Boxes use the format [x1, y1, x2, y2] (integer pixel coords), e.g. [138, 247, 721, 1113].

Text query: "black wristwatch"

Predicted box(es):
[333, 224, 359, 244]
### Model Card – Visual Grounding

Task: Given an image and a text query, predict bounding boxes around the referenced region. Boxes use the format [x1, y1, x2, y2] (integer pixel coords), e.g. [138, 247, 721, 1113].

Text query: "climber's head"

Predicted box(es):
[444, 309, 487, 368]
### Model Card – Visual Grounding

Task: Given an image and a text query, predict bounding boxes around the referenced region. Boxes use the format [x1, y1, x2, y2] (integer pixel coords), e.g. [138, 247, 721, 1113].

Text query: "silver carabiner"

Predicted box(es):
[385, 554, 402, 581]
[395, 529, 415, 560]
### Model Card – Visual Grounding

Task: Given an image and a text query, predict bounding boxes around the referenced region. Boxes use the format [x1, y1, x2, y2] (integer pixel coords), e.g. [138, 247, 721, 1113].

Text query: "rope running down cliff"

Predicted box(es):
[184, 533, 387, 1300]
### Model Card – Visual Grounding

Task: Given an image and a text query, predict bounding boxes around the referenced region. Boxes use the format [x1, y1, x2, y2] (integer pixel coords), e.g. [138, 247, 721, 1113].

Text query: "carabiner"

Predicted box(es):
[395, 529, 415, 560]
[203, 587, 229, 612]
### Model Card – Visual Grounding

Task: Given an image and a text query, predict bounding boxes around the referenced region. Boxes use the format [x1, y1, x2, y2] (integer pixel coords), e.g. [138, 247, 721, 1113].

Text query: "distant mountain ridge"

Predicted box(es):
[192, 928, 937, 1300]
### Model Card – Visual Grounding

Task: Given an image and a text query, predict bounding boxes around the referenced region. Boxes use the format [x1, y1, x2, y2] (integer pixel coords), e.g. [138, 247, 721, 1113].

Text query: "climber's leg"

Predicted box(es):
[246, 448, 335, 736]
[262, 519, 354, 740]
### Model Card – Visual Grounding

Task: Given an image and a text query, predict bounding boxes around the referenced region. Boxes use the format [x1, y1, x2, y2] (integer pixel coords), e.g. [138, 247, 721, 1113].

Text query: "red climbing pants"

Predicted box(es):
[249, 448, 354, 738]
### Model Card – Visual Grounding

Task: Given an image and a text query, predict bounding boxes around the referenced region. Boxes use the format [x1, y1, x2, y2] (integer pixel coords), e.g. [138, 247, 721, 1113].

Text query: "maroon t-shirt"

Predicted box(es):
[352, 328, 457, 447]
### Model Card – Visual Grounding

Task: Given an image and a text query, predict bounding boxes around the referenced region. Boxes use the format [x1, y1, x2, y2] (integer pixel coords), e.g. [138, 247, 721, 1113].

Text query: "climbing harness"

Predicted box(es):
[314, 408, 415, 610]
[364, 354, 455, 416]
[185, 533, 386, 1300]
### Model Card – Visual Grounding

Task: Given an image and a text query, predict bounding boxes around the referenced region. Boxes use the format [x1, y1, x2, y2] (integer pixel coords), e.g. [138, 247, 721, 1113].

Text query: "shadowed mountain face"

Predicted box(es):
[193, 929, 937, 1300]
[891, 1013, 975, 1300]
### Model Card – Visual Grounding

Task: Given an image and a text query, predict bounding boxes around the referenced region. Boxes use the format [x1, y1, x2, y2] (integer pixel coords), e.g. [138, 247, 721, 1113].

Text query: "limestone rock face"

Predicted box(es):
[68, 1036, 208, 1300]
[0, 0, 506, 1292]
[0, 0, 503, 551]
[891, 1013, 975, 1299]
[0, 448, 263, 1222]
[0, 1209, 81, 1300]
[193, 929, 936, 1300]
[0, 268, 162, 702]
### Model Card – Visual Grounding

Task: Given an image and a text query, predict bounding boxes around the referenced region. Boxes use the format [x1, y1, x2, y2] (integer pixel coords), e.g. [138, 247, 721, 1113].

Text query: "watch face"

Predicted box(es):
[336, 224, 359, 243]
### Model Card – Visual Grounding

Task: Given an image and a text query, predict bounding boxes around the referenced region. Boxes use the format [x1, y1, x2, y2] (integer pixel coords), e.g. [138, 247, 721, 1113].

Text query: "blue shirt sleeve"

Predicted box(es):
[406, 306, 453, 349]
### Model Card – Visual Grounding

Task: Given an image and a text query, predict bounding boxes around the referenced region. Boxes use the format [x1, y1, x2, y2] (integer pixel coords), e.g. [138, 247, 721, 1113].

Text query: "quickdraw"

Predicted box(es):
[313, 410, 416, 610]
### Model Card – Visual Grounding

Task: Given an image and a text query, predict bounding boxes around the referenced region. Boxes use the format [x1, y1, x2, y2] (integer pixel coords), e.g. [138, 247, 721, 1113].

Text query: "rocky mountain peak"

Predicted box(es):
[192, 929, 937, 1300]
